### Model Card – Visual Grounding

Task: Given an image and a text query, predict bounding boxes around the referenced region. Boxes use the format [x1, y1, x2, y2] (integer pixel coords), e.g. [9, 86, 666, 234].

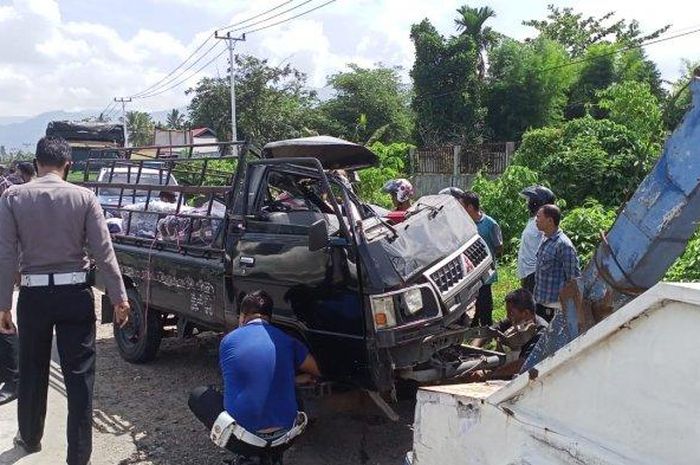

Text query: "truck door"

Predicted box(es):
[229, 161, 369, 385]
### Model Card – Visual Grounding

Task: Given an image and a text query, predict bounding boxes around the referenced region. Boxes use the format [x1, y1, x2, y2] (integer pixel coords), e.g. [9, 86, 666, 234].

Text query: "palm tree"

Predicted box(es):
[454, 5, 497, 79]
[166, 109, 185, 129]
[126, 111, 155, 147]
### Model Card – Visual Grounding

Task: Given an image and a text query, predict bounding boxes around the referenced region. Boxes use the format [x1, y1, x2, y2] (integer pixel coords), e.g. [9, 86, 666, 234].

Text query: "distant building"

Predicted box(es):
[151, 127, 219, 157]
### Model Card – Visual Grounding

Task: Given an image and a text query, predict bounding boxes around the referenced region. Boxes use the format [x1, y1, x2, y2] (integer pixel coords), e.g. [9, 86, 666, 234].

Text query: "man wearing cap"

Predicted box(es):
[0, 136, 130, 465]
[518, 186, 555, 293]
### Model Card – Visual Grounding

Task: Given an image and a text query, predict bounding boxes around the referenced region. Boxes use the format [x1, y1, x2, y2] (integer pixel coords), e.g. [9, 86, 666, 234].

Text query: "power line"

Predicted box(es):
[413, 26, 700, 105]
[130, 35, 215, 98]
[218, 0, 298, 30]
[133, 40, 221, 99]
[224, 0, 315, 34]
[129, 0, 338, 100]
[99, 101, 115, 118]
[133, 44, 229, 99]
[540, 26, 700, 73]
[129, 0, 305, 99]
[243, 0, 337, 35]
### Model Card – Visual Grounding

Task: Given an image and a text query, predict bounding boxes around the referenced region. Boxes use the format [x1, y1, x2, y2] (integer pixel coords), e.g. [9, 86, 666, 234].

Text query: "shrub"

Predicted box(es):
[666, 231, 700, 282]
[356, 141, 413, 208]
[559, 200, 617, 263]
[471, 165, 542, 256]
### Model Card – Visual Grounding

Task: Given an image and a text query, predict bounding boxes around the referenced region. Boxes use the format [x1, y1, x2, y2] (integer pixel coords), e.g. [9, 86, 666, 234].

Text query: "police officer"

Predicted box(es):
[0, 136, 130, 465]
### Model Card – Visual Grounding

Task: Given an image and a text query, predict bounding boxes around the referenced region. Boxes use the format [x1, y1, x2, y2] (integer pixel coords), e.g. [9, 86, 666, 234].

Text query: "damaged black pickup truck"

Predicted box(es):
[84, 137, 503, 395]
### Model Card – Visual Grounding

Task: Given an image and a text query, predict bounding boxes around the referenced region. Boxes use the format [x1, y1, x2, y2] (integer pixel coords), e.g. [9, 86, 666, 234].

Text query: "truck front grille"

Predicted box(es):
[465, 239, 489, 266]
[430, 256, 465, 294]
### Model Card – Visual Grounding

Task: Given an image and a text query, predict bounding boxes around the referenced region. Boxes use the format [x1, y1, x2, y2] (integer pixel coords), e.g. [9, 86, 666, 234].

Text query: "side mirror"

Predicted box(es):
[308, 219, 329, 252]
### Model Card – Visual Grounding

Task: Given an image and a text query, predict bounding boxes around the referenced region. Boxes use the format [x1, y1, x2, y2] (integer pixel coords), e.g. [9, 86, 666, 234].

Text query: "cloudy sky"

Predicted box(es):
[0, 0, 697, 118]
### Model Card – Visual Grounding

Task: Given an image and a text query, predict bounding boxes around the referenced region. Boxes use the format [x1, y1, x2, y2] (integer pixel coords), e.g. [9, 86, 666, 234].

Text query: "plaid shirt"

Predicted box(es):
[533, 229, 581, 305]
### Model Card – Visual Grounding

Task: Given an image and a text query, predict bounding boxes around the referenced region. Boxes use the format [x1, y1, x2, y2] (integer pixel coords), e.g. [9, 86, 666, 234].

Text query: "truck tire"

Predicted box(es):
[114, 288, 162, 363]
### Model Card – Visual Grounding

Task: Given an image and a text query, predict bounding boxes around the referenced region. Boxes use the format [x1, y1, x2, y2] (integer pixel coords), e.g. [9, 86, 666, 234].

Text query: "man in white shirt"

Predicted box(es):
[517, 186, 555, 293]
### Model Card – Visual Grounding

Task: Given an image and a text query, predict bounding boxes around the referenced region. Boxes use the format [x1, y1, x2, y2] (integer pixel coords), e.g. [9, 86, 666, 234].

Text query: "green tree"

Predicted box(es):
[472, 165, 542, 255]
[565, 44, 664, 119]
[187, 55, 319, 144]
[514, 115, 652, 208]
[454, 5, 497, 79]
[597, 81, 664, 153]
[523, 6, 669, 57]
[663, 60, 699, 131]
[410, 19, 485, 146]
[486, 37, 575, 141]
[165, 109, 185, 129]
[126, 111, 155, 147]
[319, 64, 413, 144]
[356, 142, 413, 207]
[560, 200, 617, 262]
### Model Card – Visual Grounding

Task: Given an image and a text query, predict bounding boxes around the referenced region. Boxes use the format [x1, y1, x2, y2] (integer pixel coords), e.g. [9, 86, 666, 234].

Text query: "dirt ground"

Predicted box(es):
[92, 305, 415, 465]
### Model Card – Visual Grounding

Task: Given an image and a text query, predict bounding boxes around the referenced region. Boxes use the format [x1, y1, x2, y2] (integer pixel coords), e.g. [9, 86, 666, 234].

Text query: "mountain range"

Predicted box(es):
[0, 109, 179, 151]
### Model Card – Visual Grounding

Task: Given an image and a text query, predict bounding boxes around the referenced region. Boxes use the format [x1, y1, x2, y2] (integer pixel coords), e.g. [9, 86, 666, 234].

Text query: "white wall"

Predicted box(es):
[410, 283, 700, 465]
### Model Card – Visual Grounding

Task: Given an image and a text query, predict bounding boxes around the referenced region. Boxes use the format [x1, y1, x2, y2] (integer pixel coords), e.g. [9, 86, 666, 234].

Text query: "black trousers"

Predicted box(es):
[521, 273, 536, 294]
[0, 331, 18, 386]
[188, 386, 288, 465]
[536, 304, 557, 323]
[17, 284, 96, 465]
[471, 284, 494, 327]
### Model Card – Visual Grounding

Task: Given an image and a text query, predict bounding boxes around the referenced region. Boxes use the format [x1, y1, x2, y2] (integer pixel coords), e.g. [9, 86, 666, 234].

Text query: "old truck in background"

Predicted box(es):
[82, 136, 502, 395]
[46, 120, 124, 169]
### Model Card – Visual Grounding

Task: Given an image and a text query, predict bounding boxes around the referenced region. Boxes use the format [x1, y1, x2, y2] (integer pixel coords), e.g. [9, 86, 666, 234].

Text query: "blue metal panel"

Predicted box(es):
[523, 76, 700, 372]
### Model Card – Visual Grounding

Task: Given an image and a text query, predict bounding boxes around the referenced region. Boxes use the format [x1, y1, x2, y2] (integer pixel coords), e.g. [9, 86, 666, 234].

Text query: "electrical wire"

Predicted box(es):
[243, 0, 337, 35]
[129, 0, 307, 99]
[133, 44, 229, 99]
[218, 0, 298, 30]
[129, 0, 338, 100]
[133, 41, 221, 99]
[130, 35, 216, 98]
[413, 25, 700, 105]
[224, 0, 315, 34]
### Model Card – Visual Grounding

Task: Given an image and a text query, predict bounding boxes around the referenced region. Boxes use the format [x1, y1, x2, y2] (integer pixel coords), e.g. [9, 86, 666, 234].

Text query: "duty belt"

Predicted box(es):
[211, 411, 308, 449]
[20, 272, 88, 287]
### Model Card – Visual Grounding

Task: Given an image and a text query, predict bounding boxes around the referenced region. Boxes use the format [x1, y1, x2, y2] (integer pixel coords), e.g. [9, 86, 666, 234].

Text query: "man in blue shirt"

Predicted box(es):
[188, 290, 320, 464]
[461, 191, 503, 327]
[534, 204, 581, 321]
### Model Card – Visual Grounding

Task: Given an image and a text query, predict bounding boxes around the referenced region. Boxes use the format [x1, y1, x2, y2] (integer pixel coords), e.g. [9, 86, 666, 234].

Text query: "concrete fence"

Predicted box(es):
[410, 142, 515, 196]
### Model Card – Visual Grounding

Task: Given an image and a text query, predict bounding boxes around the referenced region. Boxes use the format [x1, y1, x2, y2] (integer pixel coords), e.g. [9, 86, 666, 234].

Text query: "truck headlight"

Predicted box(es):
[402, 288, 423, 314]
[371, 295, 396, 329]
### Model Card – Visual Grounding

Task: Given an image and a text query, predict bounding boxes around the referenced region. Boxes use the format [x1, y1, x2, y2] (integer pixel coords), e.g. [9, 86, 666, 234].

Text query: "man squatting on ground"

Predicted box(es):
[189, 290, 321, 465]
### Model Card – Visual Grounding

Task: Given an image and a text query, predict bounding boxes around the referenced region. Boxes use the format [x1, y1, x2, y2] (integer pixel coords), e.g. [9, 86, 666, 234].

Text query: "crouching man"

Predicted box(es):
[468, 289, 546, 382]
[189, 290, 320, 465]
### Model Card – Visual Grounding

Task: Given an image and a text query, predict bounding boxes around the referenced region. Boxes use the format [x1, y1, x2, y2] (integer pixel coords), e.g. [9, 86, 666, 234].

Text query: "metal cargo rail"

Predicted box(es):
[78, 141, 252, 257]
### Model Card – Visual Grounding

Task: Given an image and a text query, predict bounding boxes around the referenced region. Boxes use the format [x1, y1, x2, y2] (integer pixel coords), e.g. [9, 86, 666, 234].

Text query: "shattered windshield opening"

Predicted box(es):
[361, 195, 477, 287]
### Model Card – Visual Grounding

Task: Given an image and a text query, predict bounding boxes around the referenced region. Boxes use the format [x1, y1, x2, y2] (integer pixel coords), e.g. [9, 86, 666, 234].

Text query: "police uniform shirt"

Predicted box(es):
[0, 173, 127, 309]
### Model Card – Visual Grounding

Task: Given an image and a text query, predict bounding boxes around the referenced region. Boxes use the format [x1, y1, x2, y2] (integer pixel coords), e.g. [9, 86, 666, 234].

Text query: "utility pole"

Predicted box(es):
[215, 31, 246, 145]
[114, 97, 132, 147]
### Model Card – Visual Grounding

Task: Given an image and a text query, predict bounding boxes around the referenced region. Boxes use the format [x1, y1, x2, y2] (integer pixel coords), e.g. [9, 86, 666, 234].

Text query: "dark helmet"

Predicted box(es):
[521, 185, 555, 215]
[439, 187, 465, 200]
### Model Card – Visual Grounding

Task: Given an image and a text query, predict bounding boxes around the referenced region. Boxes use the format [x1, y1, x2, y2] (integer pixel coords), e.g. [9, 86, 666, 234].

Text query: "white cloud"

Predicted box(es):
[1, 0, 699, 118]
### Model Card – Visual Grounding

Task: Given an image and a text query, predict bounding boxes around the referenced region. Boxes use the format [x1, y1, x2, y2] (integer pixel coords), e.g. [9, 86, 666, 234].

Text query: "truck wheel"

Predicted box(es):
[114, 288, 162, 363]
